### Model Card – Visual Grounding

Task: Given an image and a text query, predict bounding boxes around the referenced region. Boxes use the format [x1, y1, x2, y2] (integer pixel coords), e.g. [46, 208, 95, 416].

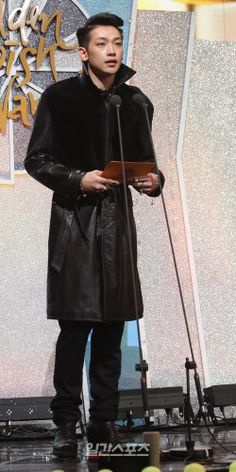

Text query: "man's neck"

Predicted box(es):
[87, 66, 115, 91]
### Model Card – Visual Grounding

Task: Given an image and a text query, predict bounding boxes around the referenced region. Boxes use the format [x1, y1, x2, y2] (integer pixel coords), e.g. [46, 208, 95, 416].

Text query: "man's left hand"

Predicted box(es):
[129, 172, 158, 195]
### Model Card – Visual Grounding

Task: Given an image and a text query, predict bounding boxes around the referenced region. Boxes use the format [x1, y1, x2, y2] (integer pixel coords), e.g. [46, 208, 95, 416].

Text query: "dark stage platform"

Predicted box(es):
[1, 423, 236, 472]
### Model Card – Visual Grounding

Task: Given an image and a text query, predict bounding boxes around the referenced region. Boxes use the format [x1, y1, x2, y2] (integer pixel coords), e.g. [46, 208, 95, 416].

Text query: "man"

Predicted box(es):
[24, 12, 164, 458]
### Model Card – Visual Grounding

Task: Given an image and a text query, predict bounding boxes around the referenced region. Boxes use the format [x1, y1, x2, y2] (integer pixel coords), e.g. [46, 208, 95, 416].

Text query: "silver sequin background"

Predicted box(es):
[0, 0, 88, 398]
[182, 40, 236, 384]
[131, 11, 205, 391]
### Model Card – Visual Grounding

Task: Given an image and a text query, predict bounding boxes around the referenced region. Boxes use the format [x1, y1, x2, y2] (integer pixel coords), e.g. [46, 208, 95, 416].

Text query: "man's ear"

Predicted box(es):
[78, 46, 88, 62]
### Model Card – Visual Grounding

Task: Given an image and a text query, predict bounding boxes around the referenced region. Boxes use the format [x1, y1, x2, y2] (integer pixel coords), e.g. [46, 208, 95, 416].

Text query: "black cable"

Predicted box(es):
[0, 423, 55, 440]
[200, 421, 236, 455]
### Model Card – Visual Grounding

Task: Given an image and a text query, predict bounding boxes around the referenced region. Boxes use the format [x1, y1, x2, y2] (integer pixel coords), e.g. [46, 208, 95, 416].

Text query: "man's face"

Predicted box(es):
[79, 25, 123, 79]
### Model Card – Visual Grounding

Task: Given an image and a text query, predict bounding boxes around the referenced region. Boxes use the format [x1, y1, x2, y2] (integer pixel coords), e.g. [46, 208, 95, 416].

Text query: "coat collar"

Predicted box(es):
[113, 63, 136, 87]
[80, 63, 136, 93]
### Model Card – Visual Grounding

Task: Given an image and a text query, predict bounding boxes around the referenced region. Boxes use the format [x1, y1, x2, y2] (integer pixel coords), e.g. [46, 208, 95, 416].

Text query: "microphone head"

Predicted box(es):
[133, 93, 148, 108]
[111, 94, 122, 108]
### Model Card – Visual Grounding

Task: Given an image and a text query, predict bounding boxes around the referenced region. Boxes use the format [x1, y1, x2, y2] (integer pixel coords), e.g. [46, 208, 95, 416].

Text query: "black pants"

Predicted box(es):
[51, 320, 125, 425]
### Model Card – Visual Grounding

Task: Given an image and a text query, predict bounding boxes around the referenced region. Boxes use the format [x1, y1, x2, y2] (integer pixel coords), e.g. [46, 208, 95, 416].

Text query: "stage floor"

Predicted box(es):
[1, 423, 236, 471]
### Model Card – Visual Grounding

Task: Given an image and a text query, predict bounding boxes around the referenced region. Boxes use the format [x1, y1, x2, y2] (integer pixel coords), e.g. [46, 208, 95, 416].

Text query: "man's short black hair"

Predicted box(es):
[76, 12, 124, 47]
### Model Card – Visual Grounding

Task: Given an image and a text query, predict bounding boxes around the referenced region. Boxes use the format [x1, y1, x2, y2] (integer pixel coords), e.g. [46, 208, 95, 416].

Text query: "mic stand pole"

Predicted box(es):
[134, 95, 212, 458]
[111, 95, 151, 427]
[185, 358, 195, 453]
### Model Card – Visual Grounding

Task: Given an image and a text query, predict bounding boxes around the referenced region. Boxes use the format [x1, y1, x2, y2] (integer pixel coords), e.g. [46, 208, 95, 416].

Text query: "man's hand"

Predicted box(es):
[129, 172, 159, 195]
[80, 170, 119, 195]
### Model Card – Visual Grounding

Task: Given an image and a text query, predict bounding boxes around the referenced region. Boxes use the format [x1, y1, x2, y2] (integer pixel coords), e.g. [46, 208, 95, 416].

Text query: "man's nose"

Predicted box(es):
[107, 43, 116, 55]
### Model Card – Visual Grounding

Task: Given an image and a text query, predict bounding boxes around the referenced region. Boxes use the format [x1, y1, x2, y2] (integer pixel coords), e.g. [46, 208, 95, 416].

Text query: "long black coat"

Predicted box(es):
[25, 64, 164, 322]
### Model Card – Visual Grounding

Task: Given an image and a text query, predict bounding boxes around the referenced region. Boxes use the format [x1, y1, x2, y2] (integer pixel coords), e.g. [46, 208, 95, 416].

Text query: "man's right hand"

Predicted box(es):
[80, 170, 119, 195]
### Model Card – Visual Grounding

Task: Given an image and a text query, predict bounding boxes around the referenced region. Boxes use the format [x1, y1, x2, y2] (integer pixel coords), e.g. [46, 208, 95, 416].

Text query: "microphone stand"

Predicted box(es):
[111, 95, 151, 426]
[132, 94, 213, 460]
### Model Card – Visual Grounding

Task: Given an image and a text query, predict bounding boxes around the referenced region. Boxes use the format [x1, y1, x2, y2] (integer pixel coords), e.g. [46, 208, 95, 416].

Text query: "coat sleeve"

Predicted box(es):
[143, 95, 165, 198]
[24, 92, 84, 198]
[151, 169, 165, 197]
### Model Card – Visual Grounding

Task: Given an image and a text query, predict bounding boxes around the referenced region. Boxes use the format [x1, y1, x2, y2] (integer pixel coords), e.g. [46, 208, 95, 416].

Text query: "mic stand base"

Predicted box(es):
[135, 360, 152, 426]
[162, 446, 214, 462]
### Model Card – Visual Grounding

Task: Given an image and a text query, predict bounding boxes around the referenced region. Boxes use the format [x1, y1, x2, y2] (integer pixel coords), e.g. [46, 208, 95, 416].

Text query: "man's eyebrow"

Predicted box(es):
[95, 36, 122, 41]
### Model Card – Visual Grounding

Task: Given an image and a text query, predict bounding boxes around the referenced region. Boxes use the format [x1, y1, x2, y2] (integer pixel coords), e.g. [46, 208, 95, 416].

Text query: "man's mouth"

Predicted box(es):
[105, 60, 117, 65]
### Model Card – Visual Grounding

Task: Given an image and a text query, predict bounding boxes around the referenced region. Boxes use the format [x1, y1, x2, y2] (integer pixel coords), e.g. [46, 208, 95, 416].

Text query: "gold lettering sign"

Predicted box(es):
[0, 0, 7, 39]
[0, 0, 77, 133]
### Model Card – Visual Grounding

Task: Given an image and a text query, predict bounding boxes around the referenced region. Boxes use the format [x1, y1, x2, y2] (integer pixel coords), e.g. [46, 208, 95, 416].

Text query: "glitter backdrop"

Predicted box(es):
[0, 131, 11, 181]
[131, 11, 205, 390]
[182, 40, 236, 385]
[0, 176, 54, 397]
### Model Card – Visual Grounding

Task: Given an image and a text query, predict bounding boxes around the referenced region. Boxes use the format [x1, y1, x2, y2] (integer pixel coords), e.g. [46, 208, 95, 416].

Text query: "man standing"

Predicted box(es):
[25, 12, 164, 458]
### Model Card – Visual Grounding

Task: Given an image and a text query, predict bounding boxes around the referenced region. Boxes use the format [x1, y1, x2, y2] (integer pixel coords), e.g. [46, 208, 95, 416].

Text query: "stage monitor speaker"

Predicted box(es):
[118, 386, 184, 419]
[204, 384, 236, 407]
[0, 396, 53, 422]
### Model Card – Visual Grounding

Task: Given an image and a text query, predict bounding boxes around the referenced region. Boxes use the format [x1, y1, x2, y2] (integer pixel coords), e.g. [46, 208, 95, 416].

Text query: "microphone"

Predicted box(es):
[133, 93, 148, 109]
[111, 94, 122, 108]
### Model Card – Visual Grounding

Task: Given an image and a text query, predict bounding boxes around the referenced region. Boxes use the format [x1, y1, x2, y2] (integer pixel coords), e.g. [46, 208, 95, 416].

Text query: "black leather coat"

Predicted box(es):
[24, 64, 164, 321]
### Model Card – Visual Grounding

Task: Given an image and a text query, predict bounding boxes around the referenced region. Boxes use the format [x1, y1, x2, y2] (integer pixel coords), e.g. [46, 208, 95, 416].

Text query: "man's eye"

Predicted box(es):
[97, 42, 105, 46]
